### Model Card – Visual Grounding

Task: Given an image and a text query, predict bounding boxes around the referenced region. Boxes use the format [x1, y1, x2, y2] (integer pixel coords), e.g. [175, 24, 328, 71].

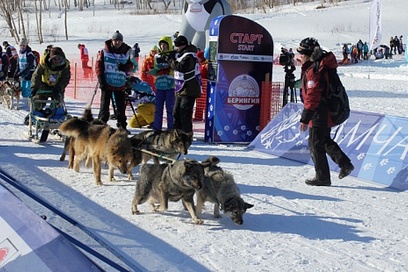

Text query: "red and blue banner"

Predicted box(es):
[248, 103, 408, 191]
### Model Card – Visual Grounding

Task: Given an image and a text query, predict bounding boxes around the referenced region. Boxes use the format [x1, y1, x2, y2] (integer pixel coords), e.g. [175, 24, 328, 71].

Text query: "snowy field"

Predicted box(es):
[1, 0, 408, 271]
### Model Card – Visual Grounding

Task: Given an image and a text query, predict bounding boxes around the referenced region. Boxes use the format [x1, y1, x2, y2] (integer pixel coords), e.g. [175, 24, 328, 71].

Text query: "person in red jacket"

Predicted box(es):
[95, 30, 134, 130]
[78, 44, 90, 68]
[78, 43, 91, 78]
[297, 37, 354, 186]
[193, 50, 208, 121]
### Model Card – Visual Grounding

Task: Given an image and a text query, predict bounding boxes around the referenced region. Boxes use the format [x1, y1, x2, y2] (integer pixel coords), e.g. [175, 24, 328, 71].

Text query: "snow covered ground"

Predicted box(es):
[1, 0, 408, 271]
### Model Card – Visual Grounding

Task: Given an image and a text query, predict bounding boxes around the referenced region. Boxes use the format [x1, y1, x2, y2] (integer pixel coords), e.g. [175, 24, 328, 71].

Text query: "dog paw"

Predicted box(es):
[109, 177, 116, 181]
[193, 219, 204, 225]
[131, 210, 140, 215]
[96, 181, 103, 186]
[214, 214, 221, 218]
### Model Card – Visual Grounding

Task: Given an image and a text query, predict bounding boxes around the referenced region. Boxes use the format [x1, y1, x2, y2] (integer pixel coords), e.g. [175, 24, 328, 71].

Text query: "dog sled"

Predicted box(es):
[27, 90, 69, 143]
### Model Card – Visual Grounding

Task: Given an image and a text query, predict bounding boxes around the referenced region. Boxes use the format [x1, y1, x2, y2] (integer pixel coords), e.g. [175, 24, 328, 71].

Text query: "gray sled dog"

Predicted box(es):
[130, 129, 193, 164]
[131, 159, 205, 224]
[196, 156, 254, 225]
[59, 118, 133, 185]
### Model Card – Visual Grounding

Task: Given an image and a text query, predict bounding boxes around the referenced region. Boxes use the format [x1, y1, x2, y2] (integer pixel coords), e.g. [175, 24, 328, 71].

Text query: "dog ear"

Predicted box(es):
[245, 202, 254, 210]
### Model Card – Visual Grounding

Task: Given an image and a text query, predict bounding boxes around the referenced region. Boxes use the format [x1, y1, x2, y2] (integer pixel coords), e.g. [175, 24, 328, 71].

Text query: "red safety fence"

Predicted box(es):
[64, 57, 284, 127]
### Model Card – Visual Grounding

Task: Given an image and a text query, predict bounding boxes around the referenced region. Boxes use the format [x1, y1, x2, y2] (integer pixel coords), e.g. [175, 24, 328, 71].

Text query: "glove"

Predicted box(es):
[168, 50, 176, 60]
[30, 89, 37, 98]
[117, 63, 127, 72]
[98, 76, 106, 90]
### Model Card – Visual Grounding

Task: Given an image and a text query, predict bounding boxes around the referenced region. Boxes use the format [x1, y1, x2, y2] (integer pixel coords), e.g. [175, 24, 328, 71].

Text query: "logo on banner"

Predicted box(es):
[227, 74, 260, 110]
[0, 239, 18, 265]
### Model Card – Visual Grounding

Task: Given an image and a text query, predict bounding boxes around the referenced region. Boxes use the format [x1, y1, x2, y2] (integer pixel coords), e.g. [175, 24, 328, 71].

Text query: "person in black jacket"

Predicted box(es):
[2, 41, 18, 78]
[167, 35, 201, 134]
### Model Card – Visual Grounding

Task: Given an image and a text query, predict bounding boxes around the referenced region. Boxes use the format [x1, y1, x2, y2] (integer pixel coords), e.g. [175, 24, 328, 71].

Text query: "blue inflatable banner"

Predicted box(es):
[248, 103, 408, 191]
[0, 185, 102, 271]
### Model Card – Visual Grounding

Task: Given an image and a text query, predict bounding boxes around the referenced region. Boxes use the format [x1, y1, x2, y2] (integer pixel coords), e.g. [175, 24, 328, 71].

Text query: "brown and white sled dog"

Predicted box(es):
[59, 118, 133, 185]
[0, 79, 20, 110]
[131, 159, 204, 224]
[130, 129, 193, 164]
[196, 156, 254, 225]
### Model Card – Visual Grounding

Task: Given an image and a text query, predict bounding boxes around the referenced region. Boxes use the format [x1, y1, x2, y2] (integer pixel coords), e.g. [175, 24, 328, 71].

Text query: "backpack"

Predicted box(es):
[323, 68, 350, 125]
[29, 50, 41, 67]
[315, 52, 350, 126]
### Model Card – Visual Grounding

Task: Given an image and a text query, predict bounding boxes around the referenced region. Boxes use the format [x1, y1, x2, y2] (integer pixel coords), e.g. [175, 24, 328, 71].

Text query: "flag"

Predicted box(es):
[368, 0, 382, 51]
[405, 35, 408, 62]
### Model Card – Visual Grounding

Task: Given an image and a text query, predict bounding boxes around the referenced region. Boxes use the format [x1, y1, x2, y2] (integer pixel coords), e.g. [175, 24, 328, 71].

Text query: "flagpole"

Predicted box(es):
[368, 0, 382, 79]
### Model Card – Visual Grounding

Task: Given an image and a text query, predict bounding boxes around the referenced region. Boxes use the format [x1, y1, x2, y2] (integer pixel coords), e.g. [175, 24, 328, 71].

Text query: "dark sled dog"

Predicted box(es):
[131, 159, 205, 224]
[130, 129, 193, 164]
[59, 118, 133, 185]
[196, 156, 254, 225]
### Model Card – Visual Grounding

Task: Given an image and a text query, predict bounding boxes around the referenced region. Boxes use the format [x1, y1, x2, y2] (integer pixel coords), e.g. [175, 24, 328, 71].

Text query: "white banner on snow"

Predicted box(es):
[369, 0, 382, 51]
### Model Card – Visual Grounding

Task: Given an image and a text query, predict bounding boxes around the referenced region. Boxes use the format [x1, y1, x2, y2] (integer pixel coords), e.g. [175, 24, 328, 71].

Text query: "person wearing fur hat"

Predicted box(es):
[167, 35, 201, 134]
[297, 37, 354, 186]
[30, 46, 71, 109]
[95, 30, 134, 130]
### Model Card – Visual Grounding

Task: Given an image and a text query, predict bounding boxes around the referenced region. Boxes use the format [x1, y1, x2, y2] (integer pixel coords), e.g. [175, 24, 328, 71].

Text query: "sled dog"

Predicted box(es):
[0, 79, 20, 110]
[59, 118, 133, 185]
[131, 159, 204, 224]
[196, 156, 254, 225]
[130, 129, 193, 164]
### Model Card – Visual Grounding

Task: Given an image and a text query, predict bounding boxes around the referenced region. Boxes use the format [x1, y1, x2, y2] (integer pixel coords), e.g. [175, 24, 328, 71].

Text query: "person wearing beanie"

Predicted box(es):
[95, 30, 134, 130]
[16, 37, 36, 98]
[3, 41, 19, 78]
[30, 46, 71, 109]
[167, 35, 201, 134]
[297, 37, 354, 187]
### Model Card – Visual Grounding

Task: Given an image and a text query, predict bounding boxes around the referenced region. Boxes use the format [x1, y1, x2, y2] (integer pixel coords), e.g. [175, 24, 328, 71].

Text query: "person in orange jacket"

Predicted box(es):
[140, 45, 158, 92]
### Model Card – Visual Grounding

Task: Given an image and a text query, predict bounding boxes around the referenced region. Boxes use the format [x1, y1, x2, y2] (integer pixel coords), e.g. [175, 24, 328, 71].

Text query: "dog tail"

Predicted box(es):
[59, 118, 90, 138]
[82, 105, 94, 122]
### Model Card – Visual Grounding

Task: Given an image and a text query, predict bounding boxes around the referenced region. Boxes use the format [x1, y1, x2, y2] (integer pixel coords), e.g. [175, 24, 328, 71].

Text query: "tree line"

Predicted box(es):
[0, 0, 346, 45]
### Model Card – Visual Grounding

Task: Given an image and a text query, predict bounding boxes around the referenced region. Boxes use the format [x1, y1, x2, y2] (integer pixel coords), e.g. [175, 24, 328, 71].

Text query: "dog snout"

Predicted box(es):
[233, 217, 243, 225]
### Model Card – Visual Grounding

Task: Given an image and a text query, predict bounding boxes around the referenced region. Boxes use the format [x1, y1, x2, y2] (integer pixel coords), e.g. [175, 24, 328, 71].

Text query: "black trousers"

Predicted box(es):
[98, 89, 127, 128]
[308, 126, 351, 181]
[173, 95, 196, 133]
